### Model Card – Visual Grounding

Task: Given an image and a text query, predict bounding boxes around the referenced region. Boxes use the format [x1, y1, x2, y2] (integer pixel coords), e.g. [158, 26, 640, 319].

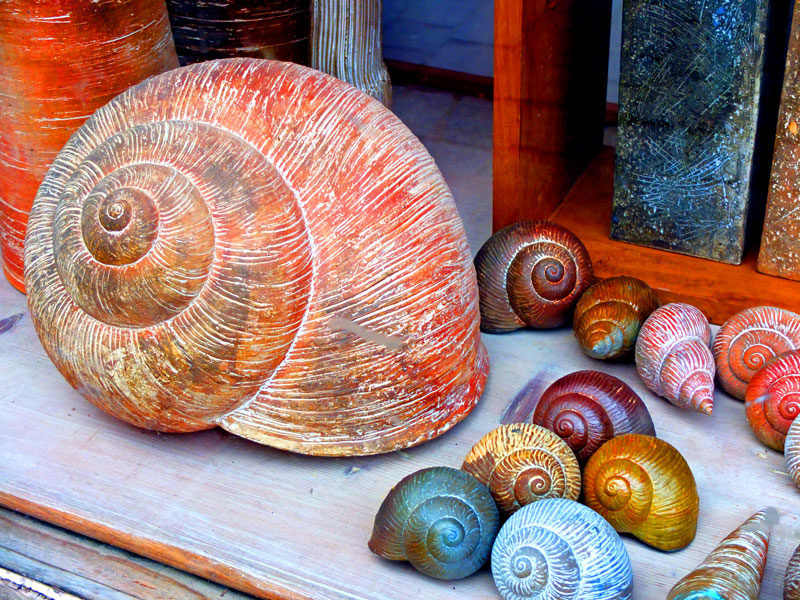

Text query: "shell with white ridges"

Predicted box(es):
[786, 418, 800, 489]
[491, 498, 633, 600]
[745, 350, 800, 451]
[635, 303, 715, 415]
[786, 541, 800, 600]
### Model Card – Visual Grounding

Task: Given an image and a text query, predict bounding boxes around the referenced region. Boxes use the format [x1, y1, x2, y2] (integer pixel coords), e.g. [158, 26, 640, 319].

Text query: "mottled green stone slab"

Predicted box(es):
[612, 0, 769, 264]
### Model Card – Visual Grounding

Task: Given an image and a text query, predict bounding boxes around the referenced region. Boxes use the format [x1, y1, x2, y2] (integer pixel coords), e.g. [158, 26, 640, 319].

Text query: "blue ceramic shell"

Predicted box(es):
[491, 498, 633, 600]
[368, 466, 500, 580]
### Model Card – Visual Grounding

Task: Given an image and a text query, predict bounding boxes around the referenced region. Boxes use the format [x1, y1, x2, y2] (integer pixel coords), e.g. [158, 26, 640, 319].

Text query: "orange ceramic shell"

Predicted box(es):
[787, 541, 800, 600]
[461, 423, 581, 517]
[573, 276, 659, 360]
[474, 221, 593, 332]
[24, 58, 488, 456]
[582, 433, 699, 551]
[713, 306, 800, 400]
[0, 0, 179, 292]
[745, 350, 800, 451]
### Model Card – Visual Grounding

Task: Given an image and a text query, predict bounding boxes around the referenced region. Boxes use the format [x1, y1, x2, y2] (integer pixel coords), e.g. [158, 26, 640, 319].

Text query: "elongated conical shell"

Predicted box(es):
[786, 542, 800, 600]
[573, 276, 659, 360]
[368, 467, 500, 580]
[474, 221, 593, 332]
[786, 418, 800, 488]
[635, 303, 715, 414]
[530, 370, 656, 464]
[667, 510, 773, 600]
[745, 350, 800, 451]
[491, 498, 633, 600]
[582, 433, 699, 551]
[462, 424, 581, 516]
[714, 306, 800, 400]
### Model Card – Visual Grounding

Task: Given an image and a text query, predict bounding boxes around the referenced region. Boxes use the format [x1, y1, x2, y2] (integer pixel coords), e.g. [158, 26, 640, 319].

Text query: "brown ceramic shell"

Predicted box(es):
[635, 303, 715, 415]
[745, 350, 800, 451]
[668, 510, 773, 600]
[786, 541, 800, 600]
[573, 276, 660, 360]
[462, 424, 581, 517]
[582, 433, 699, 551]
[530, 370, 656, 464]
[474, 221, 593, 332]
[714, 306, 800, 400]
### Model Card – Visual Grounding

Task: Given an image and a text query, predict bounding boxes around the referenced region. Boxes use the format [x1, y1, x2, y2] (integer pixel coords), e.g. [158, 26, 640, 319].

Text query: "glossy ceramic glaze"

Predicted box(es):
[745, 350, 800, 451]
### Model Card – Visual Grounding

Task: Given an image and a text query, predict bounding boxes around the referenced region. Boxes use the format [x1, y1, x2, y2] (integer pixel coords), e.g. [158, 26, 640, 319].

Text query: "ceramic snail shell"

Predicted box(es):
[573, 276, 659, 360]
[491, 498, 633, 600]
[582, 433, 699, 551]
[635, 303, 715, 415]
[530, 370, 656, 464]
[23, 58, 489, 457]
[474, 221, 593, 332]
[667, 510, 774, 600]
[745, 350, 800, 451]
[368, 466, 500, 580]
[713, 307, 800, 400]
[461, 424, 581, 517]
[786, 541, 800, 600]
[786, 418, 800, 489]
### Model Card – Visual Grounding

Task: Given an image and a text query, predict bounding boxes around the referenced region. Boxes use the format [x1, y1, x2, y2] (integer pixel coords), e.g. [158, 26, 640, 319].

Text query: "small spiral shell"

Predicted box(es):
[368, 467, 500, 580]
[491, 498, 633, 600]
[786, 418, 800, 489]
[635, 303, 715, 415]
[582, 433, 699, 551]
[573, 276, 659, 360]
[530, 370, 656, 464]
[667, 510, 773, 600]
[474, 221, 593, 332]
[461, 424, 581, 517]
[745, 350, 800, 451]
[786, 542, 800, 600]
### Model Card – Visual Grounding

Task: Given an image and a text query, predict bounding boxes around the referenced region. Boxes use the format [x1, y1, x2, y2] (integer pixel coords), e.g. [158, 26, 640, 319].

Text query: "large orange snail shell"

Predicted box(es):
[745, 350, 800, 451]
[23, 58, 488, 456]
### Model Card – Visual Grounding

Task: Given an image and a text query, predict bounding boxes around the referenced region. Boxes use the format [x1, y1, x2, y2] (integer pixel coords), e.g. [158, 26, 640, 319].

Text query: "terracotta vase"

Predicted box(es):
[0, 0, 179, 293]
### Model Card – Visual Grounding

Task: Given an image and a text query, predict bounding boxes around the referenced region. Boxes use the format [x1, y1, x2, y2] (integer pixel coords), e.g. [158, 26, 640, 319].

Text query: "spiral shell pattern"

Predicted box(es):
[474, 221, 593, 332]
[573, 276, 659, 360]
[491, 498, 633, 600]
[582, 434, 699, 551]
[745, 350, 800, 451]
[531, 370, 656, 464]
[786, 418, 800, 489]
[786, 542, 800, 600]
[635, 303, 715, 414]
[462, 424, 581, 517]
[714, 307, 800, 400]
[23, 59, 488, 456]
[667, 510, 773, 600]
[368, 467, 500, 580]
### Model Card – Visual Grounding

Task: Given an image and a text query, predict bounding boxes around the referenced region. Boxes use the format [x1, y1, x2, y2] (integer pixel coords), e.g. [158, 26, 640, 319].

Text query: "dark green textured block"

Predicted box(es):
[612, 0, 770, 264]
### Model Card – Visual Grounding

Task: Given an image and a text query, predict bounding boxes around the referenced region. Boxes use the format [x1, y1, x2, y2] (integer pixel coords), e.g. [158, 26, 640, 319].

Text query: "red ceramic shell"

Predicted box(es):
[0, 0, 179, 292]
[474, 221, 593, 332]
[530, 370, 656, 464]
[24, 59, 488, 456]
[745, 350, 800, 451]
[787, 542, 800, 600]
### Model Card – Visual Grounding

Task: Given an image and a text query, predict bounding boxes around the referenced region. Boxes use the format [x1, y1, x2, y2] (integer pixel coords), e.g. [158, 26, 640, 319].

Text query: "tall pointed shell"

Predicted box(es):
[714, 306, 800, 400]
[786, 418, 800, 488]
[530, 370, 656, 464]
[23, 58, 489, 456]
[745, 350, 800, 451]
[635, 303, 715, 415]
[573, 276, 659, 360]
[582, 433, 699, 551]
[368, 467, 500, 580]
[786, 542, 800, 600]
[461, 424, 581, 517]
[491, 498, 633, 600]
[474, 221, 593, 332]
[667, 510, 773, 600]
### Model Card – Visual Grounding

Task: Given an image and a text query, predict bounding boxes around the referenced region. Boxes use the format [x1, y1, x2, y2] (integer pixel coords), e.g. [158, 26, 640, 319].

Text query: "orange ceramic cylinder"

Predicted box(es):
[0, 0, 178, 292]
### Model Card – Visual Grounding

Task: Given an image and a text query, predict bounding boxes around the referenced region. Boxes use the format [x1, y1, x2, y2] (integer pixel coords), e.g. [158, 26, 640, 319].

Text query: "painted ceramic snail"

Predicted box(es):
[368, 467, 500, 580]
[786, 418, 800, 488]
[786, 541, 800, 600]
[745, 350, 800, 451]
[573, 276, 659, 360]
[474, 221, 593, 332]
[635, 303, 715, 415]
[461, 424, 581, 517]
[491, 498, 633, 600]
[23, 59, 489, 457]
[530, 370, 656, 464]
[667, 509, 774, 600]
[714, 306, 800, 400]
[582, 433, 699, 551]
